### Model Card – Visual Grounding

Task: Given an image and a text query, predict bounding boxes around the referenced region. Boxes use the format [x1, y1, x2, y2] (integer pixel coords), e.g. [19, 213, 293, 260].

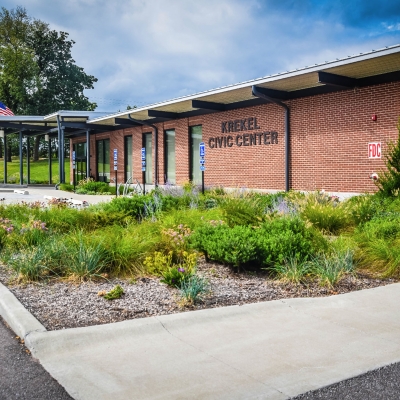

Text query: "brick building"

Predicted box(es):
[1, 45, 399, 194]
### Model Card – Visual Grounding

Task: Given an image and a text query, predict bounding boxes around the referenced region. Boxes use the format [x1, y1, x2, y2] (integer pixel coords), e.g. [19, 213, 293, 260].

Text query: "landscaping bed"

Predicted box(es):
[0, 259, 395, 331]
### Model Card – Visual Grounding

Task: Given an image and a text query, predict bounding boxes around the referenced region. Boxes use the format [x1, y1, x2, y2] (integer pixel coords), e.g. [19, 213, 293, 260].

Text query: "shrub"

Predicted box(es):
[376, 123, 400, 197]
[190, 223, 258, 268]
[76, 178, 110, 194]
[98, 195, 151, 219]
[257, 217, 326, 266]
[144, 251, 196, 287]
[59, 183, 74, 192]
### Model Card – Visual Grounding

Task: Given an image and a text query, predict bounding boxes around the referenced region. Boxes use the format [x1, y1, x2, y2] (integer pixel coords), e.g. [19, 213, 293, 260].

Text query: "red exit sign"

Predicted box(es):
[368, 142, 381, 159]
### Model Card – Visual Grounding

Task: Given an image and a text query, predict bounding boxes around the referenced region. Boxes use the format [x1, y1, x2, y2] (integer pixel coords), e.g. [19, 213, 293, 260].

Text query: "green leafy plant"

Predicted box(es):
[376, 123, 400, 197]
[257, 216, 326, 266]
[190, 223, 258, 268]
[102, 285, 124, 300]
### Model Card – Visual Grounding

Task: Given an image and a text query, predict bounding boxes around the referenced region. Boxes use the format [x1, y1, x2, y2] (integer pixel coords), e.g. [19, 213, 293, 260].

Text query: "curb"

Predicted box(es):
[0, 282, 46, 340]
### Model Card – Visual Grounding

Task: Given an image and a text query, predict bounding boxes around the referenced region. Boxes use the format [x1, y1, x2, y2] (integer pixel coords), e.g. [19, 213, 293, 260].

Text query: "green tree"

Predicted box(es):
[377, 122, 400, 197]
[0, 6, 98, 161]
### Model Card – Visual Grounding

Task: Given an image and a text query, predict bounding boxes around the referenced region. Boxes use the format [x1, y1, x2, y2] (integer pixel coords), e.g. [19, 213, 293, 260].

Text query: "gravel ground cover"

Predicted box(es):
[0, 259, 396, 331]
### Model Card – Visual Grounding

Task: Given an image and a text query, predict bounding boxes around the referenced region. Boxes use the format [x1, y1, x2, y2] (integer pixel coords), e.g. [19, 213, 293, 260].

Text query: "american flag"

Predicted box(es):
[0, 101, 14, 116]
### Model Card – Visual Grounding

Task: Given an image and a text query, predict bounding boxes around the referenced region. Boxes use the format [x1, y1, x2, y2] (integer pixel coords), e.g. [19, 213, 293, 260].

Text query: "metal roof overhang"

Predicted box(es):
[0, 111, 119, 138]
[87, 44, 400, 128]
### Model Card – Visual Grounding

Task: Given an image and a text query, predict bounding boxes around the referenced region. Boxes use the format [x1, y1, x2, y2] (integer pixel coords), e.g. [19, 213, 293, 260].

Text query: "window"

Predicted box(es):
[124, 136, 133, 182]
[96, 139, 110, 182]
[164, 129, 176, 184]
[143, 133, 152, 184]
[190, 125, 202, 184]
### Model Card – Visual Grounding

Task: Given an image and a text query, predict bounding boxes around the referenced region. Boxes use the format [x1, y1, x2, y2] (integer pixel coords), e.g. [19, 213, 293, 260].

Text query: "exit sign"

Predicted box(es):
[368, 142, 381, 159]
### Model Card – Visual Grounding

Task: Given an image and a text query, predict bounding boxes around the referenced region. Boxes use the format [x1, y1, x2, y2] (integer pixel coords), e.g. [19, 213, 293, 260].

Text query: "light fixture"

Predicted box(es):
[45, 134, 49, 142]
[0, 129, 4, 138]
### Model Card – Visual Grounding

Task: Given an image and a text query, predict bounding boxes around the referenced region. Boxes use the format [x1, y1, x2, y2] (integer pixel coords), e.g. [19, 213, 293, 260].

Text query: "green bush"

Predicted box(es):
[59, 183, 74, 192]
[258, 217, 326, 266]
[190, 223, 258, 268]
[376, 123, 400, 197]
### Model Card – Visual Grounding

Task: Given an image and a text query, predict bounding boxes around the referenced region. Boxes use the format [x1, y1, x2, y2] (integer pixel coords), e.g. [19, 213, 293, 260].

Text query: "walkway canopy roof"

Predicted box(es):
[0, 44, 399, 136]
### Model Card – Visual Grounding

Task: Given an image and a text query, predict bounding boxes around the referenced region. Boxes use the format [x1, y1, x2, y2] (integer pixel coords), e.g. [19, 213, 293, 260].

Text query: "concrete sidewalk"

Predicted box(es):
[1, 282, 400, 400]
[0, 186, 114, 205]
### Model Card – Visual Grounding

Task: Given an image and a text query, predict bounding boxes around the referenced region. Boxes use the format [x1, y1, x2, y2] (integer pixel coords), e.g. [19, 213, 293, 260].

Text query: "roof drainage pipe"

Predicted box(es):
[127, 114, 159, 187]
[251, 85, 290, 192]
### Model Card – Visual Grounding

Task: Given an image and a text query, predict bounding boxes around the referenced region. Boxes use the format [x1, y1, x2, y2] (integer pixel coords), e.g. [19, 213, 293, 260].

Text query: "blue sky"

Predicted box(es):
[2, 0, 400, 112]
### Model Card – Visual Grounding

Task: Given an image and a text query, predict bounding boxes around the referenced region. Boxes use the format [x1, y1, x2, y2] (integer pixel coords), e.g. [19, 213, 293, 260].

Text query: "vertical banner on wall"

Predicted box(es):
[368, 142, 381, 159]
[141, 147, 146, 195]
[113, 149, 118, 197]
[199, 142, 205, 194]
[72, 151, 76, 190]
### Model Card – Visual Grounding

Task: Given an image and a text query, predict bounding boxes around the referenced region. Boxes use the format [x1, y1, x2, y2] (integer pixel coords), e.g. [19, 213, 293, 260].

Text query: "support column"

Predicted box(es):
[60, 127, 65, 183]
[86, 130, 91, 179]
[19, 131, 23, 185]
[3, 134, 6, 184]
[49, 138, 52, 185]
[26, 136, 30, 184]
[56, 115, 62, 183]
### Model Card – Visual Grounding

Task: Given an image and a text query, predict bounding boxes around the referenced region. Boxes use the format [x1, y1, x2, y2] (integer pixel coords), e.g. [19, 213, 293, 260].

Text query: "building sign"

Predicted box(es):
[113, 149, 118, 170]
[368, 142, 381, 159]
[209, 116, 278, 148]
[199, 142, 205, 171]
[141, 147, 146, 171]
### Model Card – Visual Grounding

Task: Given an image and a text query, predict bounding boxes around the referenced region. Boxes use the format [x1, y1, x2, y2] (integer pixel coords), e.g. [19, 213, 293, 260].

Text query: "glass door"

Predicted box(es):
[143, 133, 152, 184]
[73, 142, 87, 183]
[96, 139, 110, 182]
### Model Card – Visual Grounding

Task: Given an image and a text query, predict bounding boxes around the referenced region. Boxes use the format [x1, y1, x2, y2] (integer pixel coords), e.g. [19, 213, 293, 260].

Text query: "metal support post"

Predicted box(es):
[86, 130, 91, 179]
[26, 136, 30, 184]
[49, 138, 52, 184]
[19, 131, 23, 185]
[3, 135, 6, 184]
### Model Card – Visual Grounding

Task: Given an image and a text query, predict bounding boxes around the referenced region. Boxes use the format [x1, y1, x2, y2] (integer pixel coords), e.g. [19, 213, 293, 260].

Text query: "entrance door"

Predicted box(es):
[73, 142, 87, 183]
[97, 139, 110, 182]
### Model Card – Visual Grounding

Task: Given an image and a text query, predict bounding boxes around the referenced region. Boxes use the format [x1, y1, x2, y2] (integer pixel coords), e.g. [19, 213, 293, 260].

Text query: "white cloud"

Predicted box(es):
[1, 0, 400, 111]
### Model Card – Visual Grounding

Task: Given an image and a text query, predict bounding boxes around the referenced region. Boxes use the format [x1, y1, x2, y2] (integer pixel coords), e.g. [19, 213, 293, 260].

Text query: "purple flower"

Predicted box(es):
[178, 267, 185, 273]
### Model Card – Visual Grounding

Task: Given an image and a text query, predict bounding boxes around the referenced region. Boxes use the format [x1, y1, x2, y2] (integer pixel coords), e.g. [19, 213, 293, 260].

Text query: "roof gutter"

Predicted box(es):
[127, 114, 159, 187]
[252, 85, 290, 192]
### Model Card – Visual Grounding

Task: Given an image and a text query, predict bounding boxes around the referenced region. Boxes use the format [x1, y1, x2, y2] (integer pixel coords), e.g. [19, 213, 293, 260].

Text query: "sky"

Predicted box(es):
[2, 0, 400, 112]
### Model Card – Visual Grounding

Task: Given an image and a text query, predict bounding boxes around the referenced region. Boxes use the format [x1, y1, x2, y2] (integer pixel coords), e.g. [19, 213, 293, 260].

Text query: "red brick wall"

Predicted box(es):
[71, 80, 400, 193]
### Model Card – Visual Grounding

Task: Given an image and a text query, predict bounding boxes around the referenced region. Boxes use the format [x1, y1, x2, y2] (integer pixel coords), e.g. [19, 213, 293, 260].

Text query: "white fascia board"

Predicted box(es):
[43, 111, 112, 121]
[0, 116, 44, 122]
[88, 44, 400, 124]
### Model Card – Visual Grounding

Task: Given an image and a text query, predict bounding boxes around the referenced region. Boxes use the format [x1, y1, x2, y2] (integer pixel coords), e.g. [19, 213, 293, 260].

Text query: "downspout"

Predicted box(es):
[251, 86, 290, 192]
[127, 114, 159, 187]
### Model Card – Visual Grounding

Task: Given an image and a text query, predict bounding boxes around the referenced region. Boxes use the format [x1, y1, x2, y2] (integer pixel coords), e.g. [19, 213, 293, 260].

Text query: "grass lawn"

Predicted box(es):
[0, 158, 70, 184]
